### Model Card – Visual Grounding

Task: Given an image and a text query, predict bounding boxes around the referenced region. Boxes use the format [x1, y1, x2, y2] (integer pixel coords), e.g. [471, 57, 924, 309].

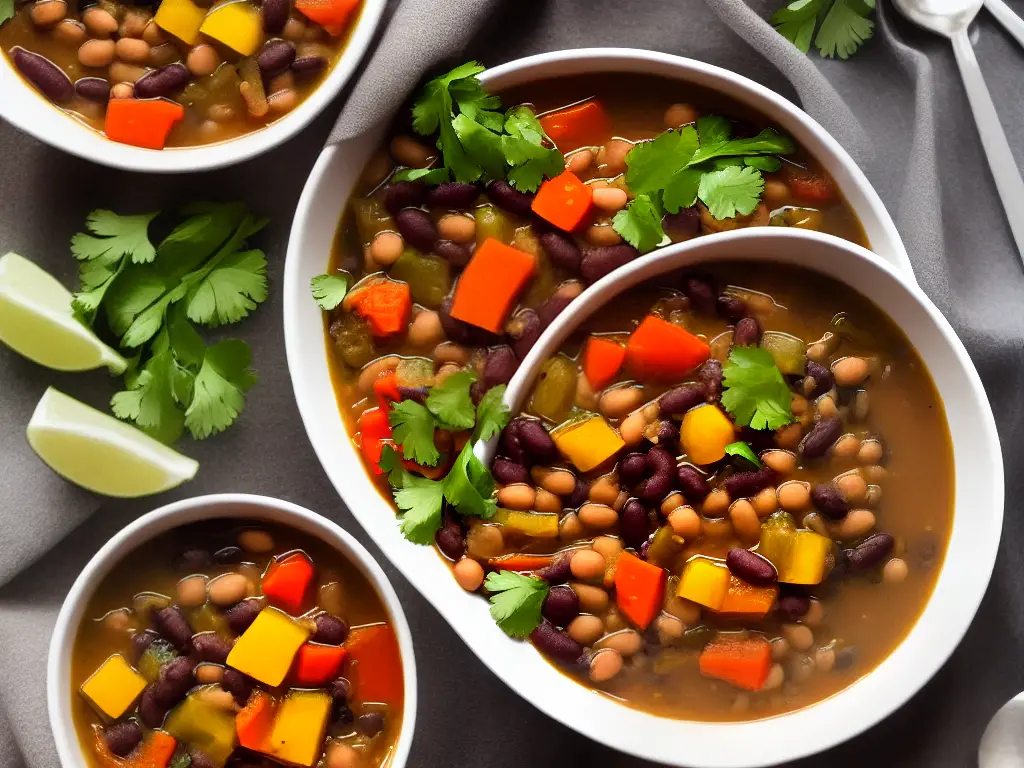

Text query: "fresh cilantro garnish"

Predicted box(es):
[721, 346, 796, 431]
[426, 371, 477, 430]
[697, 166, 766, 220]
[612, 193, 667, 254]
[71, 210, 158, 265]
[311, 274, 349, 311]
[111, 350, 184, 444]
[484, 571, 549, 638]
[392, 167, 450, 185]
[185, 248, 267, 327]
[379, 445, 445, 544]
[183, 339, 257, 440]
[502, 107, 565, 193]
[389, 400, 441, 466]
[0, 0, 15, 26]
[474, 384, 510, 442]
[444, 441, 496, 519]
[725, 441, 764, 469]
[771, 0, 874, 59]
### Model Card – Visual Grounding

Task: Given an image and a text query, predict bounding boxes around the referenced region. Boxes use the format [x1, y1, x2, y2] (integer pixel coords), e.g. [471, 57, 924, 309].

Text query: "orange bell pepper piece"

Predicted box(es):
[345, 623, 404, 707]
[105, 99, 184, 150]
[261, 552, 315, 615]
[613, 551, 665, 629]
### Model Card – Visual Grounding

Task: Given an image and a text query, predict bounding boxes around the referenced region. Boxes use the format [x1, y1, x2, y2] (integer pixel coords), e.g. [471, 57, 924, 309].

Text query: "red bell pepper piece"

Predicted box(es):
[582, 336, 627, 391]
[293, 643, 348, 686]
[539, 100, 611, 152]
[359, 407, 392, 474]
[261, 552, 314, 615]
[373, 371, 402, 410]
[614, 551, 666, 630]
[236, 691, 275, 752]
[626, 315, 710, 381]
[345, 624, 404, 707]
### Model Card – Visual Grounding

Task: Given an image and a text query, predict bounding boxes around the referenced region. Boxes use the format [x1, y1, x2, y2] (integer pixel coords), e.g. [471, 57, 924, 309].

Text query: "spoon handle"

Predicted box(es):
[984, 0, 1024, 50]
[951, 29, 1024, 261]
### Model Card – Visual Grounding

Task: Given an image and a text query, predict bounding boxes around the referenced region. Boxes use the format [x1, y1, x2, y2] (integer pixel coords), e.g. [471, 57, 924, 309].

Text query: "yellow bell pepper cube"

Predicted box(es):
[266, 690, 332, 767]
[80, 654, 147, 720]
[164, 689, 238, 767]
[492, 508, 559, 538]
[780, 530, 832, 584]
[680, 404, 736, 465]
[199, 1, 263, 55]
[552, 415, 625, 473]
[227, 607, 311, 687]
[154, 0, 207, 45]
[677, 557, 731, 610]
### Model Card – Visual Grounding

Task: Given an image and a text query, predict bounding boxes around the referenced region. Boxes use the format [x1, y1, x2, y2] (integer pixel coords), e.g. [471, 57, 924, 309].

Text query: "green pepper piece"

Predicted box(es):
[528, 356, 578, 425]
[388, 250, 452, 309]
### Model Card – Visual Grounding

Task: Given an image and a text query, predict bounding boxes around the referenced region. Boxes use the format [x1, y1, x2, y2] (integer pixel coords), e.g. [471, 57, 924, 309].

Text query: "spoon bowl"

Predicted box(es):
[891, 0, 983, 35]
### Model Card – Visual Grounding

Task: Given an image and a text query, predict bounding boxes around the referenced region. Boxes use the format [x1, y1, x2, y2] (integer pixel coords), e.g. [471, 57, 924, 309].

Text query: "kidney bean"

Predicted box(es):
[800, 416, 843, 460]
[569, 479, 590, 508]
[257, 39, 295, 78]
[846, 533, 894, 572]
[682, 275, 717, 314]
[806, 360, 833, 399]
[11, 48, 72, 103]
[677, 465, 710, 501]
[733, 316, 761, 346]
[138, 686, 168, 728]
[398, 385, 429, 404]
[223, 598, 261, 635]
[140, 656, 196, 726]
[222, 668, 254, 705]
[493, 458, 528, 485]
[658, 421, 679, 451]
[777, 593, 810, 621]
[213, 545, 243, 564]
[261, 0, 287, 32]
[332, 700, 355, 728]
[811, 482, 849, 520]
[75, 77, 109, 102]
[539, 231, 582, 271]
[395, 208, 438, 252]
[726, 548, 777, 585]
[659, 384, 705, 416]
[313, 613, 348, 645]
[357, 712, 385, 738]
[620, 498, 650, 550]
[717, 295, 747, 323]
[639, 539, 651, 560]
[152, 606, 193, 652]
[134, 63, 189, 99]
[192, 632, 231, 663]
[698, 359, 723, 403]
[483, 346, 517, 389]
[104, 721, 142, 757]
[664, 207, 700, 237]
[637, 447, 676, 501]
[542, 585, 580, 627]
[432, 239, 470, 267]
[487, 179, 534, 216]
[132, 630, 157, 661]
[500, 419, 528, 465]
[620, 452, 648, 485]
[434, 511, 466, 561]
[538, 291, 575, 326]
[581, 244, 639, 284]
[330, 677, 352, 702]
[519, 419, 558, 462]
[722, 468, 775, 499]
[426, 182, 479, 209]
[536, 552, 573, 584]
[383, 181, 426, 215]
[531, 620, 585, 665]
[291, 55, 328, 79]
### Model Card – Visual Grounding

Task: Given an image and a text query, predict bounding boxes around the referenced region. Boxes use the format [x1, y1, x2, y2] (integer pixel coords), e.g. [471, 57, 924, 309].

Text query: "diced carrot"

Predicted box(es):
[613, 552, 665, 629]
[449, 238, 536, 333]
[698, 636, 773, 692]
[626, 315, 710, 381]
[236, 691, 276, 753]
[487, 553, 554, 572]
[104, 99, 184, 150]
[539, 100, 611, 152]
[348, 279, 412, 337]
[373, 371, 402, 410]
[358, 407, 392, 474]
[93, 728, 178, 768]
[781, 166, 838, 205]
[531, 171, 594, 232]
[582, 336, 627, 391]
[293, 643, 348, 686]
[262, 552, 315, 615]
[714, 576, 779, 619]
[346, 624, 404, 707]
[294, 0, 359, 35]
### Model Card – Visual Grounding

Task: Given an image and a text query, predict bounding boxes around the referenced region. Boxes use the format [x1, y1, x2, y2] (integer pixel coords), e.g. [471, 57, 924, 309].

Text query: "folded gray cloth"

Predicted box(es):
[3, 0, 1023, 765]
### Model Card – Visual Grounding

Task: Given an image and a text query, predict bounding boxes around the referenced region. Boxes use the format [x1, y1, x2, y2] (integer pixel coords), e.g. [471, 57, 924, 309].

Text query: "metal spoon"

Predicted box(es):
[979, 691, 1024, 767]
[892, 0, 1024, 261]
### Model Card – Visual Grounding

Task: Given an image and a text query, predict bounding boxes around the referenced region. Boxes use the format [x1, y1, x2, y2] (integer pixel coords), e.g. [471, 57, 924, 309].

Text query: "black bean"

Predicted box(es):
[190, 751, 217, 768]
[733, 316, 761, 346]
[398, 385, 429, 403]
[104, 721, 142, 757]
[777, 593, 810, 621]
[698, 359, 723, 403]
[261, 0, 287, 32]
[357, 712, 385, 738]
[174, 547, 213, 571]
[620, 499, 650, 550]
[134, 63, 189, 99]
[508, 308, 541, 360]
[677, 465, 710, 502]
[569, 479, 589, 508]
[152, 606, 193, 652]
[132, 630, 157, 662]
[313, 614, 349, 645]
[726, 548, 777, 585]
[11, 47, 72, 103]
[542, 585, 579, 627]
[213, 546, 243, 564]
[539, 231, 582, 271]
[536, 552, 573, 584]
[805, 360, 834, 399]
[619, 453, 648, 485]
[426, 182, 479, 209]
[222, 669, 254, 705]
[659, 384, 705, 416]
[434, 239, 471, 267]
[538, 291, 575, 326]
[811, 482, 849, 520]
[223, 598, 261, 635]
[637, 447, 675, 501]
[530, 620, 585, 664]
[483, 346, 517, 389]
[486, 179, 534, 216]
[717, 295, 747, 323]
[330, 677, 352, 701]
[192, 632, 231, 663]
[722, 468, 775, 499]
[663, 207, 700, 238]
[657, 421, 679, 451]
[256, 39, 295, 78]
[75, 77, 109, 102]
[518, 419, 558, 462]
[434, 511, 466, 561]
[291, 55, 328, 79]
[395, 208, 438, 252]
[800, 416, 843, 460]
[383, 182, 426, 215]
[846, 533, 894, 572]
[580, 244, 639, 284]
[682, 275, 717, 315]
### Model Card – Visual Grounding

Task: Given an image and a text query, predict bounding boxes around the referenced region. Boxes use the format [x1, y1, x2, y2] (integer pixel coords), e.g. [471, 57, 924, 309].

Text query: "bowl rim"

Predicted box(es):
[0, 0, 385, 173]
[45, 492, 418, 768]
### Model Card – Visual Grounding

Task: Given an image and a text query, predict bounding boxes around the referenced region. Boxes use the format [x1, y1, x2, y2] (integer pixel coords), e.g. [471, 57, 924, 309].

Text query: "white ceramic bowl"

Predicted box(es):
[0, 0, 384, 172]
[46, 493, 417, 768]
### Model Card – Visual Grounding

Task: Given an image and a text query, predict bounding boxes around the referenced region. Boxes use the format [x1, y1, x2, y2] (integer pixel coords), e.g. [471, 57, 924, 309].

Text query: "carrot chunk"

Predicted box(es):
[487, 553, 554, 572]
[782, 166, 838, 205]
[698, 635, 773, 691]
[358, 407, 391, 474]
[539, 100, 611, 152]
[582, 336, 627, 391]
[626, 315, 710, 381]
[449, 238, 536, 333]
[531, 170, 594, 232]
[104, 99, 184, 150]
[348, 279, 412, 337]
[261, 552, 315, 615]
[236, 691, 276, 753]
[294, 0, 359, 35]
[345, 624, 404, 707]
[714, 576, 779, 619]
[293, 642, 348, 686]
[92, 728, 177, 768]
[613, 551, 665, 629]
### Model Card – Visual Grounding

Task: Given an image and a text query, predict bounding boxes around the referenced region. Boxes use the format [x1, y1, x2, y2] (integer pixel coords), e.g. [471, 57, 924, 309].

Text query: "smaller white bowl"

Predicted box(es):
[46, 493, 417, 768]
[0, 0, 384, 172]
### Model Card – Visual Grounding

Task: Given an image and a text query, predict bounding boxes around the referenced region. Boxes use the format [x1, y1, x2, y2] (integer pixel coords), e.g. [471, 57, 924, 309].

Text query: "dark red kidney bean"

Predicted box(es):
[657, 421, 679, 451]
[580, 244, 639, 284]
[677, 465, 710, 501]
[223, 598, 261, 635]
[261, 0, 287, 32]
[800, 416, 843, 460]
[835, 646, 858, 670]
[536, 552, 573, 584]
[174, 547, 213, 571]
[395, 208, 438, 252]
[811, 482, 849, 520]
[664, 207, 700, 237]
[189, 751, 217, 768]
[777, 593, 810, 621]
[75, 77, 110, 102]
[569, 479, 589, 508]
[619, 452, 648, 485]
[682, 275, 717, 315]
[426, 182, 478, 209]
[434, 512, 465, 561]
[500, 418, 528, 465]
[659, 384, 705, 416]
[805, 360, 833, 399]
[357, 712, 385, 738]
[132, 630, 157, 661]
[637, 447, 675, 501]
[620, 498, 650, 550]
[717, 295, 747, 323]
[152, 606, 193, 652]
[509, 308, 541, 360]
[291, 55, 328, 79]
[141, 657, 195, 726]
[542, 585, 580, 627]
[398, 385, 429, 403]
[383, 182, 426, 215]
[213, 545, 243, 564]
[330, 677, 352, 702]
[519, 419, 558, 462]
[537, 291, 575, 326]
[639, 539, 651, 560]
[846, 533, 894, 571]
[434, 239, 471, 267]
[698, 359, 723, 403]
[486, 179, 534, 216]
[11, 48, 72, 103]
[192, 632, 231, 663]
[726, 548, 777, 585]
[222, 668, 254, 705]
[312, 613, 348, 645]
[539, 231, 582, 271]
[483, 345, 516, 389]
[733, 316, 761, 346]
[138, 686, 169, 728]
[135, 63, 189, 99]
[257, 39, 295, 77]
[104, 721, 142, 757]
[493, 457, 528, 485]
[531, 620, 585, 664]
[722, 468, 775, 499]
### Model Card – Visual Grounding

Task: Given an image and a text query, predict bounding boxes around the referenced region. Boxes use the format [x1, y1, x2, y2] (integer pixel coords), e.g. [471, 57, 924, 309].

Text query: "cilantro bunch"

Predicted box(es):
[70, 204, 268, 444]
[772, 0, 875, 59]
[400, 62, 564, 192]
[612, 117, 795, 253]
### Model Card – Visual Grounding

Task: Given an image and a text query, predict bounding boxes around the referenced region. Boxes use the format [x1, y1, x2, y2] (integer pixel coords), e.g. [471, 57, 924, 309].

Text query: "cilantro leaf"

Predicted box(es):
[501, 107, 565, 192]
[443, 441, 496, 518]
[662, 167, 703, 213]
[698, 166, 765, 220]
[697, 116, 731, 146]
[310, 274, 349, 311]
[110, 350, 185, 444]
[426, 371, 477, 430]
[392, 167, 450, 185]
[378, 443, 406, 485]
[691, 129, 796, 165]
[70, 210, 157, 265]
[624, 127, 698, 198]
[450, 74, 503, 128]
[612, 194, 666, 254]
[484, 571, 549, 638]
[816, 0, 874, 58]
[379, 445, 446, 544]
[389, 400, 441, 466]
[0, 0, 14, 26]
[474, 385, 510, 442]
[452, 114, 506, 180]
[725, 441, 764, 469]
[412, 61, 486, 134]
[721, 346, 795, 431]
[185, 248, 268, 327]
[744, 156, 783, 172]
[772, 0, 823, 52]
[183, 339, 257, 439]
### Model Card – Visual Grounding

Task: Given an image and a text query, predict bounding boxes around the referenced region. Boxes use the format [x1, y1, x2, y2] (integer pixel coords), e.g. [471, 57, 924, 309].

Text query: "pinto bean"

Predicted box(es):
[682, 275, 716, 314]
[542, 585, 580, 627]
[697, 359, 723, 402]
[800, 416, 843, 460]
[846, 533, 894, 572]
[805, 360, 833, 399]
[726, 548, 777, 585]
[733, 316, 761, 346]
[134, 63, 189, 99]
[580, 244, 639, 284]
[11, 47, 72, 103]
[659, 384, 705, 416]
[722, 468, 775, 499]
[531, 620, 585, 665]
[152, 606, 193, 652]
[677, 465, 710, 502]
[487, 179, 534, 215]
[811, 482, 849, 520]
[426, 182, 479, 209]
[539, 231, 582, 271]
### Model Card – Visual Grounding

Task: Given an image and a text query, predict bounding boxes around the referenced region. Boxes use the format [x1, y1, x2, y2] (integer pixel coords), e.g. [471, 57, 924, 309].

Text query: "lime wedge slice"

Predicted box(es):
[27, 387, 199, 497]
[0, 252, 127, 373]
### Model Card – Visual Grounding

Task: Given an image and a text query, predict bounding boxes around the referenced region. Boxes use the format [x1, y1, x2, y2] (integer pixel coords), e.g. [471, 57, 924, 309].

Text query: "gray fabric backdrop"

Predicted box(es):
[1, 0, 1023, 765]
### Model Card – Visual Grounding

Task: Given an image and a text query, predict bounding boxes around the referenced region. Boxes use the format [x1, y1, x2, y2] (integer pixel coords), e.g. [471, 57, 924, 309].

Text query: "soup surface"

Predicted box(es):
[71, 519, 404, 767]
[0, 0, 362, 149]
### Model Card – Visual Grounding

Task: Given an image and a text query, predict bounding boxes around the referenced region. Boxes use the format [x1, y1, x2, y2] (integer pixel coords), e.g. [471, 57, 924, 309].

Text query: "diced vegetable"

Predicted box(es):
[782, 165, 838, 205]
[348, 279, 412, 337]
[372, 372, 402, 410]
[449, 238, 536, 333]
[528, 355, 578, 424]
[199, 2, 263, 55]
[388, 250, 452, 309]
[226, 607, 311, 687]
[645, 525, 685, 569]
[626, 315, 710, 381]
[487, 553, 554, 571]
[698, 635, 772, 692]
[266, 690, 332, 767]
[781, 530, 832, 584]
[188, 604, 230, 636]
[105, 99, 185, 151]
[758, 510, 796, 569]
[236, 691, 276, 753]
[262, 552, 315, 615]
[492, 508, 559, 538]
[93, 730, 177, 768]
[80, 654, 148, 720]
[760, 331, 807, 375]
[614, 552, 666, 630]
[345, 624, 404, 706]
[358, 406, 391, 473]
[474, 204, 516, 246]
[164, 689, 238, 767]
[294, 0, 359, 35]
[676, 557, 730, 610]
[582, 336, 627, 391]
[138, 638, 178, 682]
[153, 0, 206, 45]
[769, 206, 824, 230]
[538, 100, 611, 153]
[714, 576, 779, 618]
[531, 171, 594, 232]
[330, 312, 375, 369]
[394, 357, 435, 388]
[352, 198, 395, 244]
[293, 642, 348, 687]
[680, 404, 736, 465]
[552, 415, 625, 473]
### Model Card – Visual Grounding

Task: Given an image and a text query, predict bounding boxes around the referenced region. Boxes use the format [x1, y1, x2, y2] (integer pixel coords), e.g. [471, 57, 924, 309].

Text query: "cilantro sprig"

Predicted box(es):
[484, 571, 550, 638]
[772, 0, 875, 59]
[310, 274, 349, 311]
[721, 347, 796, 431]
[725, 441, 764, 469]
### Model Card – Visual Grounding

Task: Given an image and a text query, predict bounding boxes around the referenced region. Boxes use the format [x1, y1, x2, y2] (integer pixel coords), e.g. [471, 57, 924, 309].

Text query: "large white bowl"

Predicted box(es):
[0, 0, 384, 172]
[282, 50, 1000, 765]
[46, 493, 417, 768]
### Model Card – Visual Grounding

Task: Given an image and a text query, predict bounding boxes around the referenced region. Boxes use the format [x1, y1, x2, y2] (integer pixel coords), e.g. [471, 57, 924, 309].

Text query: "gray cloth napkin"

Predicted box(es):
[3, 0, 1024, 766]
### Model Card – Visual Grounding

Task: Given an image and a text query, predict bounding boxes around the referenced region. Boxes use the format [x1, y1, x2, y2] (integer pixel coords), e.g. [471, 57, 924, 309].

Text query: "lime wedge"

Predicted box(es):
[0, 252, 127, 373]
[27, 387, 199, 497]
